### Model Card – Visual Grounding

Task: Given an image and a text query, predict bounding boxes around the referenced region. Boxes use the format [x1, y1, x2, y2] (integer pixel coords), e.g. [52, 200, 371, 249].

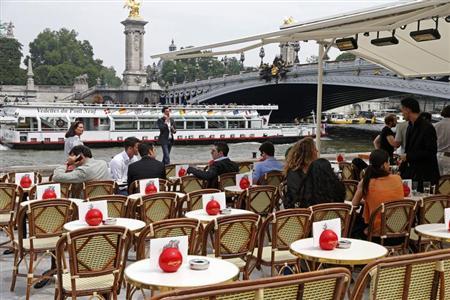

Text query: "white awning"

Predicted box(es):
[152, 0, 450, 78]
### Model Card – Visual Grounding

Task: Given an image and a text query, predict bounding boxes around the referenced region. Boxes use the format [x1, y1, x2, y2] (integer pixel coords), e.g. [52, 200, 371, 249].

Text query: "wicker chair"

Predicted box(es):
[436, 175, 450, 195]
[238, 161, 253, 173]
[342, 180, 359, 203]
[178, 188, 221, 215]
[10, 199, 76, 300]
[28, 182, 72, 200]
[257, 170, 284, 186]
[237, 185, 278, 216]
[6, 171, 43, 185]
[202, 214, 260, 279]
[0, 183, 18, 251]
[165, 164, 177, 178]
[153, 268, 351, 300]
[253, 208, 311, 276]
[351, 248, 450, 300]
[410, 195, 450, 251]
[310, 203, 353, 237]
[179, 175, 205, 194]
[366, 199, 417, 255]
[88, 195, 129, 218]
[128, 178, 170, 195]
[55, 226, 132, 300]
[339, 162, 354, 180]
[82, 180, 116, 199]
[218, 172, 238, 191]
[132, 192, 179, 225]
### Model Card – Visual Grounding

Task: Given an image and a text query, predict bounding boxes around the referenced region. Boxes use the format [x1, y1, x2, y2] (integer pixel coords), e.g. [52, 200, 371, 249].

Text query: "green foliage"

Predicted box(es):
[0, 37, 26, 84]
[335, 52, 356, 61]
[159, 56, 244, 84]
[26, 28, 121, 87]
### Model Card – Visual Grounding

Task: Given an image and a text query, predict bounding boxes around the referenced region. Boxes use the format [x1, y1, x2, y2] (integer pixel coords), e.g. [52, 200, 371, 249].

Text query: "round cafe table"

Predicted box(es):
[415, 223, 450, 243]
[290, 238, 387, 266]
[64, 217, 145, 232]
[128, 192, 185, 200]
[125, 255, 239, 292]
[20, 198, 85, 207]
[185, 209, 255, 223]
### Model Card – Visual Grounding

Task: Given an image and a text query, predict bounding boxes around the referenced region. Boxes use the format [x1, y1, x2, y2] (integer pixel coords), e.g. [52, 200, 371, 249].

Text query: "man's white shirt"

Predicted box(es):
[110, 151, 138, 183]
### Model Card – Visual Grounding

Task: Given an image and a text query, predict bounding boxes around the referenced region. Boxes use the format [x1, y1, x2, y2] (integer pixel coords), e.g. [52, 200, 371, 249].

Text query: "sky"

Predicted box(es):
[2, 0, 399, 75]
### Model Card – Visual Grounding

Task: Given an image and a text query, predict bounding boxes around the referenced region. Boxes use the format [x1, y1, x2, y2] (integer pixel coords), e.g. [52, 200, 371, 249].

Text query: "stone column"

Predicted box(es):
[26, 58, 35, 90]
[121, 17, 148, 88]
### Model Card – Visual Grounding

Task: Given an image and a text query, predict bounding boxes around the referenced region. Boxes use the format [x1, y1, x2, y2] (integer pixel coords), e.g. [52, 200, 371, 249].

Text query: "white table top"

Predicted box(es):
[415, 223, 450, 242]
[185, 209, 255, 223]
[20, 198, 85, 207]
[64, 217, 145, 232]
[128, 192, 185, 200]
[290, 238, 387, 265]
[125, 255, 239, 290]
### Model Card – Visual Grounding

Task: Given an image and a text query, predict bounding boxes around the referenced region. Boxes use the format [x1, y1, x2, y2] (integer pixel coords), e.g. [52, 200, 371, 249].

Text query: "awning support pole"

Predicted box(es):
[315, 43, 324, 155]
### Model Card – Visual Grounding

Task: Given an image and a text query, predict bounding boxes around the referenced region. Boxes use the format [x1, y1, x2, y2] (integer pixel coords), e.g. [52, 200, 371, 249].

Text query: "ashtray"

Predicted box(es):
[189, 258, 210, 270]
[337, 240, 351, 249]
[103, 218, 117, 225]
[220, 208, 232, 215]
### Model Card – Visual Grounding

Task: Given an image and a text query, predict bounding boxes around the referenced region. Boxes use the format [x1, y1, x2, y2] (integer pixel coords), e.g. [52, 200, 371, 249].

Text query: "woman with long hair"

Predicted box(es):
[64, 121, 84, 156]
[352, 149, 403, 234]
[301, 158, 345, 207]
[283, 137, 318, 208]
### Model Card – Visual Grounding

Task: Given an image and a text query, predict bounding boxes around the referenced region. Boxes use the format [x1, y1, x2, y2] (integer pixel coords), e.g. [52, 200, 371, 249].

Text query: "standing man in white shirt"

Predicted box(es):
[434, 105, 450, 176]
[110, 136, 140, 194]
[157, 106, 176, 165]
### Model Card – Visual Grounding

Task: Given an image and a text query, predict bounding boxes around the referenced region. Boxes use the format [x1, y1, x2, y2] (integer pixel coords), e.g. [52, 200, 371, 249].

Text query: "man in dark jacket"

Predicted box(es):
[157, 106, 176, 165]
[187, 142, 239, 188]
[399, 97, 440, 191]
[127, 143, 166, 192]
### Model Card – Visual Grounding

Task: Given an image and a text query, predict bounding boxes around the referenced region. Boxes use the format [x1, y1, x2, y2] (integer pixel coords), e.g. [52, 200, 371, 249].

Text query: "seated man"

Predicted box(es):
[53, 145, 111, 197]
[252, 141, 283, 184]
[187, 142, 239, 189]
[110, 136, 140, 194]
[127, 143, 166, 192]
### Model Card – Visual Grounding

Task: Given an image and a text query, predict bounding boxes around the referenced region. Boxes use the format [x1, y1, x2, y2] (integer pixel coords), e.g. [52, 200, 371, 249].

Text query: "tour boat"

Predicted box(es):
[0, 102, 325, 149]
[326, 113, 367, 125]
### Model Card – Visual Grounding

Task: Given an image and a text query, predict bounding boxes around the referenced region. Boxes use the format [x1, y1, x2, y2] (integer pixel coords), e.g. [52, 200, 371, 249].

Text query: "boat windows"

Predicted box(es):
[230, 134, 235, 138]
[220, 134, 225, 138]
[228, 121, 246, 129]
[140, 121, 157, 129]
[17, 117, 38, 131]
[199, 135, 205, 138]
[58, 138, 64, 142]
[175, 121, 185, 130]
[30, 138, 37, 142]
[114, 121, 138, 130]
[249, 120, 262, 129]
[44, 138, 51, 142]
[142, 136, 148, 140]
[208, 120, 226, 129]
[186, 121, 205, 129]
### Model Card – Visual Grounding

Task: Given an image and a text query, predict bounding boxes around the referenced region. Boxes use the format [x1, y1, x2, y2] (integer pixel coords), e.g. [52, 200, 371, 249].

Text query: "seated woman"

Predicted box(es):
[301, 158, 346, 207]
[283, 137, 318, 208]
[352, 149, 404, 235]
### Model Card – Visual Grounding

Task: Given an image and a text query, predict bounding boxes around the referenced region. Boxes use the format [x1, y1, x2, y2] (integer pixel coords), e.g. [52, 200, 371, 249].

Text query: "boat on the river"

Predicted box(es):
[0, 102, 325, 149]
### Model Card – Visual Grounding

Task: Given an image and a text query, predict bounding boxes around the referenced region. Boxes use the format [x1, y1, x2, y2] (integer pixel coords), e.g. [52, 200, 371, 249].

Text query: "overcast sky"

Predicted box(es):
[2, 0, 398, 74]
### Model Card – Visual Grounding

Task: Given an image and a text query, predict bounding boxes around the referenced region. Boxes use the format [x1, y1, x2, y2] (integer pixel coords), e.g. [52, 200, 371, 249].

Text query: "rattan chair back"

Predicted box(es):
[179, 175, 205, 194]
[218, 172, 238, 191]
[351, 248, 450, 300]
[418, 195, 450, 224]
[133, 192, 179, 225]
[310, 203, 353, 237]
[136, 218, 203, 259]
[0, 183, 17, 219]
[367, 199, 416, 254]
[183, 188, 221, 211]
[339, 162, 354, 180]
[6, 171, 42, 185]
[153, 268, 351, 300]
[55, 226, 131, 299]
[238, 161, 253, 173]
[342, 180, 359, 202]
[165, 164, 177, 178]
[237, 185, 278, 216]
[82, 180, 116, 199]
[88, 195, 129, 218]
[28, 182, 72, 200]
[257, 170, 284, 186]
[129, 178, 170, 194]
[437, 175, 450, 195]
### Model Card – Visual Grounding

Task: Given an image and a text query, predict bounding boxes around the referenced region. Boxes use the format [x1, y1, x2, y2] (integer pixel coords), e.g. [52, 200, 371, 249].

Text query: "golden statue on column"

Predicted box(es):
[124, 0, 141, 18]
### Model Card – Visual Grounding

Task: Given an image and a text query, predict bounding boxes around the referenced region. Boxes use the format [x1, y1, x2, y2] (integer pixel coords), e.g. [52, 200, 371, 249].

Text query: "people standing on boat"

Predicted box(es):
[157, 106, 176, 165]
[64, 121, 84, 156]
[127, 143, 166, 193]
[53, 145, 111, 197]
[434, 105, 450, 176]
[399, 97, 440, 191]
[373, 114, 397, 164]
[187, 142, 239, 189]
[300, 158, 345, 207]
[109, 136, 140, 195]
[252, 141, 283, 184]
[282, 137, 318, 209]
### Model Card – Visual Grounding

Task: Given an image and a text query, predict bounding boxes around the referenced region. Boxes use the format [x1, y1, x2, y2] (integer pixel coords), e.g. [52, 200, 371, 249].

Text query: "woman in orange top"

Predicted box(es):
[352, 149, 404, 235]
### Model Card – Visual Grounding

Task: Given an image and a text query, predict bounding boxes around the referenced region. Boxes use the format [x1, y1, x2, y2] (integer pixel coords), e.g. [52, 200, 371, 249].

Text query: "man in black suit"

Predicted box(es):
[187, 142, 239, 189]
[157, 106, 176, 165]
[399, 97, 440, 191]
[127, 143, 166, 192]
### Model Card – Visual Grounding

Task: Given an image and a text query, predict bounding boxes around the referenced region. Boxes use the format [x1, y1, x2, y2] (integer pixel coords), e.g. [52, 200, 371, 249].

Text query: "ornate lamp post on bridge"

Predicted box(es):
[293, 42, 300, 64]
[259, 47, 265, 67]
[172, 68, 177, 84]
[183, 65, 188, 83]
[240, 52, 245, 70]
[195, 58, 200, 80]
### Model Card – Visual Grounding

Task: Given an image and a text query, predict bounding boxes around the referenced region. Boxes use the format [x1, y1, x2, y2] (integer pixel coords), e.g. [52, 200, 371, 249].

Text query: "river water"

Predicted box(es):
[0, 127, 376, 168]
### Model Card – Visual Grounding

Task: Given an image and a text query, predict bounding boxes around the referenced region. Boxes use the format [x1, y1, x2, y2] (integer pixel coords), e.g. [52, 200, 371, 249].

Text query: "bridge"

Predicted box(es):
[163, 59, 450, 121]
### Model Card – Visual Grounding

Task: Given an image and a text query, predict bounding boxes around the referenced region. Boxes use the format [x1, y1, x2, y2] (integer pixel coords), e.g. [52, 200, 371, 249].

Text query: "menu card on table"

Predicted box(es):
[15, 172, 35, 188]
[139, 178, 160, 194]
[312, 218, 341, 248]
[201, 192, 226, 210]
[149, 235, 189, 270]
[36, 183, 61, 199]
[175, 165, 189, 178]
[236, 172, 252, 189]
[445, 208, 450, 229]
[78, 200, 108, 222]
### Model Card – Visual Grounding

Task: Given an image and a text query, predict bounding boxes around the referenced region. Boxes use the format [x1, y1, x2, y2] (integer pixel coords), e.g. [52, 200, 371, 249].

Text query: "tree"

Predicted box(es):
[26, 28, 121, 87]
[0, 37, 26, 85]
[336, 52, 356, 61]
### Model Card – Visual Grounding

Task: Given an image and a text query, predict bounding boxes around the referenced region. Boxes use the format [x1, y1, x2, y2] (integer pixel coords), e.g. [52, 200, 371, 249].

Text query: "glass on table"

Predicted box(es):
[423, 181, 431, 194]
[412, 181, 418, 196]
